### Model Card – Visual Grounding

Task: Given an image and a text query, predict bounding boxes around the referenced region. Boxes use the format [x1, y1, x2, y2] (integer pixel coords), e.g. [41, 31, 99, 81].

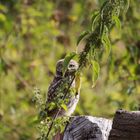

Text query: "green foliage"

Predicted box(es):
[112, 16, 121, 30]
[37, 116, 69, 140]
[0, 0, 140, 140]
[77, 30, 89, 45]
[91, 60, 100, 87]
[102, 29, 111, 56]
[91, 11, 100, 31]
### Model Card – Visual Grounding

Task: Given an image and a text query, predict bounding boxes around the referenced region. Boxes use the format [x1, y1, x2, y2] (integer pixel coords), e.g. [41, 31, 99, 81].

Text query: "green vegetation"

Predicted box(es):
[0, 0, 140, 140]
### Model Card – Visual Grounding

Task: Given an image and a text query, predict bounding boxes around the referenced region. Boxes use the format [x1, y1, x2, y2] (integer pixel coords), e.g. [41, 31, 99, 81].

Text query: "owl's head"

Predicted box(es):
[56, 59, 78, 76]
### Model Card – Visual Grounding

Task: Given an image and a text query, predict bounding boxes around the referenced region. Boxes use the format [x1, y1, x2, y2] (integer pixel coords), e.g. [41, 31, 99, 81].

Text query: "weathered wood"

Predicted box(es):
[63, 116, 112, 140]
[109, 110, 140, 140]
[53, 110, 140, 140]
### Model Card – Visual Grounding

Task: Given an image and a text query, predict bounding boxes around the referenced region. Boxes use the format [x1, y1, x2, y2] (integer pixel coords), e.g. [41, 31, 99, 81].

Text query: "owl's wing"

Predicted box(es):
[45, 77, 63, 116]
[47, 77, 63, 103]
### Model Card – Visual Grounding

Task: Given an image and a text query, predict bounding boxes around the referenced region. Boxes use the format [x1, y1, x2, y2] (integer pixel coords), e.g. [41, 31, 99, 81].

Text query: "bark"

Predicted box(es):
[109, 110, 140, 140]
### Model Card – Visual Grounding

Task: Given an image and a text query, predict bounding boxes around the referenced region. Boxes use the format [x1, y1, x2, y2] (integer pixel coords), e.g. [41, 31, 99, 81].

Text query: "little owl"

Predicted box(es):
[45, 59, 81, 118]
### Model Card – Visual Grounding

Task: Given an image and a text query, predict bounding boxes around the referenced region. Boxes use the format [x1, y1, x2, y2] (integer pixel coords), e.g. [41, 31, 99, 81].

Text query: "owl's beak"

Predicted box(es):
[67, 67, 78, 73]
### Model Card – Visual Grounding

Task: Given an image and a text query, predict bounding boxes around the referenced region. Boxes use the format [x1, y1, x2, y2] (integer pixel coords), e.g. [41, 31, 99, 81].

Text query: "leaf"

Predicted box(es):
[77, 31, 89, 46]
[75, 72, 81, 94]
[99, 21, 104, 37]
[48, 102, 56, 111]
[112, 16, 121, 29]
[100, 0, 108, 12]
[91, 60, 100, 87]
[91, 11, 99, 23]
[91, 11, 100, 31]
[60, 103, 68, 111]
[38, 110, 47, 121]
[102, 33, 111, 57]
[123, 0, 130, 14]
[63, 52, 77, 75]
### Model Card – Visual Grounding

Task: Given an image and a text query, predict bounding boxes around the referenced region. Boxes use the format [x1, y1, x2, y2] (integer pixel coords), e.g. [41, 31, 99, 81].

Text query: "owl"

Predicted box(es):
[45, 59, 80, 118]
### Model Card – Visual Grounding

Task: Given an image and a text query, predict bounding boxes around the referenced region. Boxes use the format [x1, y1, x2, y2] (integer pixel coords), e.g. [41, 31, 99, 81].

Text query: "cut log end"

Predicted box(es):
[63, 116, 112, 140]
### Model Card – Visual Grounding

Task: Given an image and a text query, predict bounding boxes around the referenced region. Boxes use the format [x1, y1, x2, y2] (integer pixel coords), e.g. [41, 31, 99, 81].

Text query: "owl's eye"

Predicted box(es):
[69, 64, 74, 67]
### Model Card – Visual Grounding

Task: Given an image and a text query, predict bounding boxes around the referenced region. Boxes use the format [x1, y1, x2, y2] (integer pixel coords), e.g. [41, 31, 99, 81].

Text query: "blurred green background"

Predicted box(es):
[0, 0, 140, 139]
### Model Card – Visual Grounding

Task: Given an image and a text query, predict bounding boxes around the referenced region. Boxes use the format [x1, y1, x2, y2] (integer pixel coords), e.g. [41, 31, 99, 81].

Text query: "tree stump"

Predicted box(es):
[109, 110, 140, 140]
[62, 110, 140, 140]
[63, 116, 112, 140]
